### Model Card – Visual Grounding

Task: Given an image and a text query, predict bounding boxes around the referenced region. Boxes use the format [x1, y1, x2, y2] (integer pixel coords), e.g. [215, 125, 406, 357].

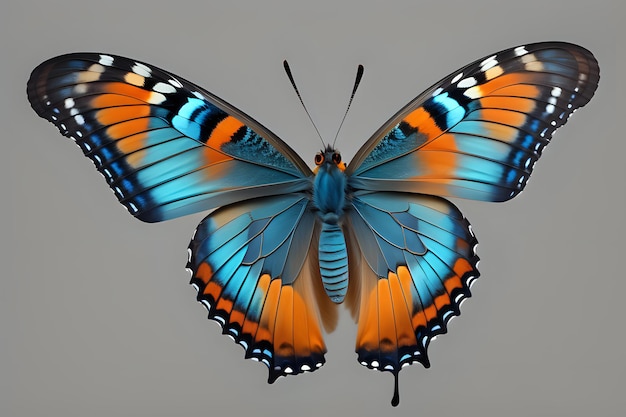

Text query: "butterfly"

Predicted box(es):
[27, 42, 599, 406]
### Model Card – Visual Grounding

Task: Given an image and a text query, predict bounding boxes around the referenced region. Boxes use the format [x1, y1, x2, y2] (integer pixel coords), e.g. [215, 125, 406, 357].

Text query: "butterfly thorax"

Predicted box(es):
[312, 147, 349, 303]
[312, 147, 347, 221]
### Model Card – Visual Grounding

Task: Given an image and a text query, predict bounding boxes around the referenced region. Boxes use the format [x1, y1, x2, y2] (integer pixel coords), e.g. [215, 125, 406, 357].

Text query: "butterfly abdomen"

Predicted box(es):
[319, 222, 349, 303]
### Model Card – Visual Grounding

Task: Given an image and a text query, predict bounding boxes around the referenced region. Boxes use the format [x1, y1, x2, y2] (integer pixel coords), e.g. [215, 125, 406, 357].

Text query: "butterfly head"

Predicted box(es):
[314, 145, 346, 172]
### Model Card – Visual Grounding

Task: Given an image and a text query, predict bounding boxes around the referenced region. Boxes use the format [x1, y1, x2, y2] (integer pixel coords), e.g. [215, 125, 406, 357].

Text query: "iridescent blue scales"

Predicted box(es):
[27, 42, 599, 406]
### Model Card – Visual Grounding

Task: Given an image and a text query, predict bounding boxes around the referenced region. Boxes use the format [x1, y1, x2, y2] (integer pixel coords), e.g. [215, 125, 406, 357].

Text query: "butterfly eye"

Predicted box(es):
[332, 153, 342, 165]
[315, 153, 324, 166]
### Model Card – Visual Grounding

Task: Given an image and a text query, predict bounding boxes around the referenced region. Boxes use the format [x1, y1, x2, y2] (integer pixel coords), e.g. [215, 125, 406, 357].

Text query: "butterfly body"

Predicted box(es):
[313, 146, 350, 303]
[27, 43, 599, 406]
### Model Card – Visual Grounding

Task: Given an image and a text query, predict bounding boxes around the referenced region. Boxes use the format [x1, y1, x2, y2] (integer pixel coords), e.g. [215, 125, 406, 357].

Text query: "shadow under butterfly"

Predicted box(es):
[27, 42, 599, 406]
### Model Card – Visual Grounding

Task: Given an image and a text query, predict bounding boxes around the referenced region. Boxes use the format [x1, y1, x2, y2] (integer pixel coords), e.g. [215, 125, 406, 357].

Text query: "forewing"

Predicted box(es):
[27, 53, 312, 222]
[347, 42, 599, 202]
[187, 194, 338, 382]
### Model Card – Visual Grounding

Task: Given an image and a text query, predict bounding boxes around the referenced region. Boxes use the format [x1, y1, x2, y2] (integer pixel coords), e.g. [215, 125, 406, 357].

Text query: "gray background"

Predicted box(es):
[2, 0, 624, 415]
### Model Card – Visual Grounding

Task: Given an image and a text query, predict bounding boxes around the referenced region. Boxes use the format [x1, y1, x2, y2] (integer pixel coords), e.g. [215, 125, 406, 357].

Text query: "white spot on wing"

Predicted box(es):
[432, 87, 443, 97]
[458, 77, 477, 88]
[148, 91, 166, 104]
[74, 114, 85, 125]
[451, 73, 463, 84]
[480, 55, 496, 67]
[480, 55, 498, 72]
[200, 299, 212, 311]
[463, 86, 482, 99]
[168, 78, 183, 88]
[468, 275, 478, 288]
[132, 62, 152, 77]
[153, 82, 177, 94]
[64, 98, 75, 109]
[99, 55, 114, 66]
[514, 46, 528, 56]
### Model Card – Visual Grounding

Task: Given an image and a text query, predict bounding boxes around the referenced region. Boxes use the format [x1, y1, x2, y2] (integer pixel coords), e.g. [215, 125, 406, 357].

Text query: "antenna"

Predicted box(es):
[283, 61, 365, 149]
[333, 64, 364, 147]
[283, 60, 325, 147]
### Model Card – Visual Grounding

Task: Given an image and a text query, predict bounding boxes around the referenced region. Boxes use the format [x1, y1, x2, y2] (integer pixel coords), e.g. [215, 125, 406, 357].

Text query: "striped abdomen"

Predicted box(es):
[319, 222, 349, 303]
